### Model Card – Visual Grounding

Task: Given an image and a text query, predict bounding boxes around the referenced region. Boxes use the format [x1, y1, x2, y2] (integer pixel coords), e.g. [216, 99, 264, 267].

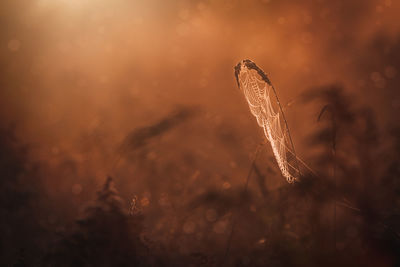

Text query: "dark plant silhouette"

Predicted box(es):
[45, 176, 148, 267]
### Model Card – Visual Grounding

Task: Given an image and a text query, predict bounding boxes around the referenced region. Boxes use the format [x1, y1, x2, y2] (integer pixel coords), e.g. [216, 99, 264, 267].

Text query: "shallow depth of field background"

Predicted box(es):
[1, 0, 400, 266]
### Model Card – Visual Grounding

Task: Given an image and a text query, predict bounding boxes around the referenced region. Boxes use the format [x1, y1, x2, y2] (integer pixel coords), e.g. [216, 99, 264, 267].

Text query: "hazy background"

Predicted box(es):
[1, 0, 400, 265]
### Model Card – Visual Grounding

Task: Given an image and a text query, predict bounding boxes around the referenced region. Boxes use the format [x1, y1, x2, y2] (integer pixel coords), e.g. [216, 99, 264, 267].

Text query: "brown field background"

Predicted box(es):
[1, 0, 400, 266]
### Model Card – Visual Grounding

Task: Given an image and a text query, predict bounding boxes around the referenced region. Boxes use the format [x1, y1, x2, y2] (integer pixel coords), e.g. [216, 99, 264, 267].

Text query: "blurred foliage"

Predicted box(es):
[1, 84, 400, 266]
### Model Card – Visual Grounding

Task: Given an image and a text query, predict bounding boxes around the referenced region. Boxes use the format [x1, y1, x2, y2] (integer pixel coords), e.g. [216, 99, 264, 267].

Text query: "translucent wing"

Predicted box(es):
[235, 59, 300, 183]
